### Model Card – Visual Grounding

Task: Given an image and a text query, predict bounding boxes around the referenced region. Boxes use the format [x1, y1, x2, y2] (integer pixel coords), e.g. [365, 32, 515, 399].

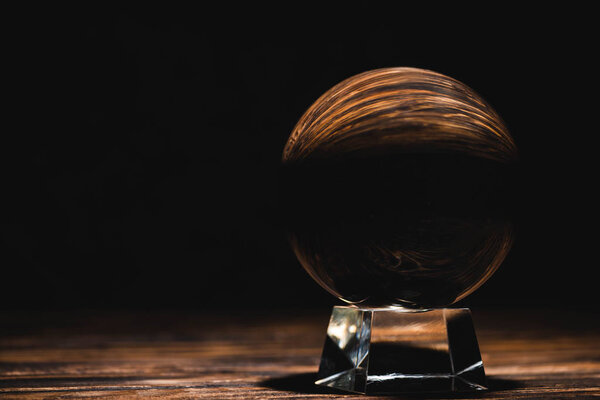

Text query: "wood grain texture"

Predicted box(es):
[1, 308, 598, 399]
[283, 67, 517, 164]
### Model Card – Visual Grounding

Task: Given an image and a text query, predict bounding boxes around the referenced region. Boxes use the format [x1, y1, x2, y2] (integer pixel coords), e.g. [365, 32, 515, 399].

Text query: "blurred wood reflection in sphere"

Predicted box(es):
[281, 68, 518, 308]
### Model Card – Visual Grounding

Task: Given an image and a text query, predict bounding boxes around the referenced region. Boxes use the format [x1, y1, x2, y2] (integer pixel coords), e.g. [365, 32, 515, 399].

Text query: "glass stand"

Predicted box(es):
[315, 306, 486, 394]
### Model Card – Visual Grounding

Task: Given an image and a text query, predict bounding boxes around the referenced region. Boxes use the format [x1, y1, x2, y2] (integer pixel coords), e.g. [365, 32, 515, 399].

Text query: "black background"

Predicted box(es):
[3, 7, 597, 312]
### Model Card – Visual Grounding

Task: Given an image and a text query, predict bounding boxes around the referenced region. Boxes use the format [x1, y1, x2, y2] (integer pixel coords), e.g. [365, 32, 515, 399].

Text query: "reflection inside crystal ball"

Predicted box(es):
[280, 67, 517, 309]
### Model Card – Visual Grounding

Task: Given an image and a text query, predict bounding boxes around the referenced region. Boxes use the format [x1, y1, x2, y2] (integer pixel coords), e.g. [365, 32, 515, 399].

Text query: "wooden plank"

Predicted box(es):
[0, 308, 598, 399]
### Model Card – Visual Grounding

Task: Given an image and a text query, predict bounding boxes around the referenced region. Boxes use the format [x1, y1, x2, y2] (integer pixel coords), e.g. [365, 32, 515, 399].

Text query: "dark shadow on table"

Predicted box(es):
[260, 372, 522, 398]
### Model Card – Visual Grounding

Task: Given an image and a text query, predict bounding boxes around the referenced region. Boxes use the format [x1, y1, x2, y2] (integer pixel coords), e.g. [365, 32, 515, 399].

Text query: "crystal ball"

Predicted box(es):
[280, 67, 517, 309]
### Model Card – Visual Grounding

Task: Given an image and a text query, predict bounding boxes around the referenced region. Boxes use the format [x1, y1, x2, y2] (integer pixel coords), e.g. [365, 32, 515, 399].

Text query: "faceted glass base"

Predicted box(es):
[316, 306, 486, 394]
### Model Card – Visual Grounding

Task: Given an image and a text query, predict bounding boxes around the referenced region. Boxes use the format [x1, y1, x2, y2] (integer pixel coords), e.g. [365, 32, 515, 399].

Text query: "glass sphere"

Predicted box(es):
[281, 68, 517, 309]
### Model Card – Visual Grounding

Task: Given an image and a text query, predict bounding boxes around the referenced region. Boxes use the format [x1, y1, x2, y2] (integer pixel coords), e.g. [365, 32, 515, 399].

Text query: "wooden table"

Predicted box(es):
[1, 308, 598, 399]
